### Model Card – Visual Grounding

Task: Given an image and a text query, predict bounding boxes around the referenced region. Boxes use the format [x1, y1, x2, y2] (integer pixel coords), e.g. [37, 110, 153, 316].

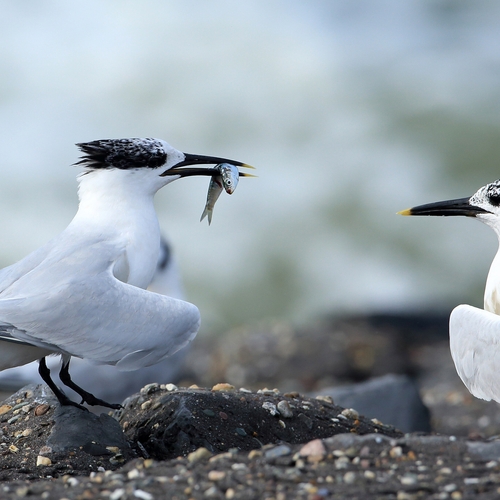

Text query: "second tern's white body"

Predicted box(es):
[403, 179, 500, 403]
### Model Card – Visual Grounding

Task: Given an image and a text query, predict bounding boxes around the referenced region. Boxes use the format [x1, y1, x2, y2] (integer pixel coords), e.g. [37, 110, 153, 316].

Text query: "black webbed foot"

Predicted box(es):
[59, 360, 122, 410]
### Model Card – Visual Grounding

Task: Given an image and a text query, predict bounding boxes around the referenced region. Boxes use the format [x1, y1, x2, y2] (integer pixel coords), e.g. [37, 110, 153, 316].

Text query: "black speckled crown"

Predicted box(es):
[75, 138, 167, 170]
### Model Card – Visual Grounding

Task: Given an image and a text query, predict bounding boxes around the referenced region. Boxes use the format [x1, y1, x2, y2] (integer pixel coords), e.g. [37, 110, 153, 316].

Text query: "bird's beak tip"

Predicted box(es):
[241, 163, 256, 170]
[397, 208, 412, 216]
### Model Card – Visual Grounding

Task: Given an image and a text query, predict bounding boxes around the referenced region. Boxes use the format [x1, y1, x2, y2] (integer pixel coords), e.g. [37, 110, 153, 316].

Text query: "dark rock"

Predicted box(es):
[118, 387, 402, 461]
[313, 374, 431, 433]
[48, 405, 130, 454]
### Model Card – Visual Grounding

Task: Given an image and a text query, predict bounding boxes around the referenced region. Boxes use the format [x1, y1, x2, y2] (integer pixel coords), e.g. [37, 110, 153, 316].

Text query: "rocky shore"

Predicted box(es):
[0, 312, 499, 499]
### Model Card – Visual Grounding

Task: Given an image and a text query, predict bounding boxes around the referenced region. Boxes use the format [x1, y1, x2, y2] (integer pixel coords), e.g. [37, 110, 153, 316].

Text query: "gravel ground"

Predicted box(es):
[0, 312, 500, 499]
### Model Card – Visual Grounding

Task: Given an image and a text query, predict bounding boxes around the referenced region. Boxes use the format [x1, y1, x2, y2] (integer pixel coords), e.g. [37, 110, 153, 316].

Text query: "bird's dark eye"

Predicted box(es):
[488, 194, 500, 207]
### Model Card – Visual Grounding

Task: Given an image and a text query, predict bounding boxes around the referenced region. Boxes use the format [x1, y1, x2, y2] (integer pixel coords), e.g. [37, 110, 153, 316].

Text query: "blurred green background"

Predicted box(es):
[1, 1, 500, 332]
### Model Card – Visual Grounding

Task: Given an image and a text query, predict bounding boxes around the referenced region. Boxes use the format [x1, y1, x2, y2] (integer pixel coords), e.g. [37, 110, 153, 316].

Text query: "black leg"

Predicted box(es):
[59, 359, 122, 410]
[38, 357, 88, 411]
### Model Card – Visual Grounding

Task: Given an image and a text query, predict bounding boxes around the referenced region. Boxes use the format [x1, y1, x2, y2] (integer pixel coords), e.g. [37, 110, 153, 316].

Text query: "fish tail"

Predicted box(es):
[200, 207, 213, 225]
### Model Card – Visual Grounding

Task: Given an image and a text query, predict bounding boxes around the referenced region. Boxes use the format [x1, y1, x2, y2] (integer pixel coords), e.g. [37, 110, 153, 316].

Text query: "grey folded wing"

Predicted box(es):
[0, 272, 201, 371]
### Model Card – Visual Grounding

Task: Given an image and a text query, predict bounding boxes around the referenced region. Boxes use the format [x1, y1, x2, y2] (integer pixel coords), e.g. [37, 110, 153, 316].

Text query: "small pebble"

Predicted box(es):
[315, 395, 334, 404]
[264, 444, 292, 460]
[364, 470, 376, 479]
[390, 446, 403, 458]
[9, 445, 18, 453]
[335, 456, 350, 469]
[344, 471, 356, 484]
[257, 388, 280, 395]
[439, 467, 453, 475]
[231, 463, 247, 471]
[12, 402, 30, 411]
[248, 449, 262, 459]
[133, 489, 153, 500]
[262, 401, 278, 416]
[204, 486, 220, 498]
[464, 478, 479, 485]
[15, 486, 29, 497]
[165, 383, 178, 391]
[39, 446, 52, 456]
[341, 408, 359, 419]
[187, 447, 212, 463]
[209, 452, 233, 463]
[208, 470, 226, 481]
[36, 456, 51, 466]
[34, 404, 50, 416]
[277, 400, 293, 418]
[235, 427, 247, 436]
[141, 400, 154, 411]
[212, 383, 236, 392]
[400, 473, 418, 485]
[110, 489, 126, 500]
[127, 469, 142, 479]
[299, 439, 326, 461]
[0, 405, 12, 416]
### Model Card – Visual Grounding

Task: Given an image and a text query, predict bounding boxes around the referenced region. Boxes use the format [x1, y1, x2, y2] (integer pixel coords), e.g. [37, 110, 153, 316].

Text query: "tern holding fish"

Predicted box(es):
[0, 138, 253, 410]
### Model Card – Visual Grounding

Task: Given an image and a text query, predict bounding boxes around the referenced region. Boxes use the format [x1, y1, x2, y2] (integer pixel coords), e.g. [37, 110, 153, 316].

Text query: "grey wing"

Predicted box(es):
[0, 242, 53, 294]
[0, 271, 200, 371]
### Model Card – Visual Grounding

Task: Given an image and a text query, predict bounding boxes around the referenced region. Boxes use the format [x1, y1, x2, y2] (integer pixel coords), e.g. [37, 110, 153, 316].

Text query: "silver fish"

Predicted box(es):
[200, 176, 224, 225]
[200, 163, 240, 225]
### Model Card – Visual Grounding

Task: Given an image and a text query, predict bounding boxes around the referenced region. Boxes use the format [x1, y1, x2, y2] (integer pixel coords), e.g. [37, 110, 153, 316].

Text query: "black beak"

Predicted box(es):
[398, 197, 492, 217]
[161, 153, 254, 177]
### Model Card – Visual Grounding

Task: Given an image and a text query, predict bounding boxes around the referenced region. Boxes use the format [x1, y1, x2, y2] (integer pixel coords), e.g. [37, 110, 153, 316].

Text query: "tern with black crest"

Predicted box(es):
[399, 179, 500, 403]
[0, 138, 252, 410]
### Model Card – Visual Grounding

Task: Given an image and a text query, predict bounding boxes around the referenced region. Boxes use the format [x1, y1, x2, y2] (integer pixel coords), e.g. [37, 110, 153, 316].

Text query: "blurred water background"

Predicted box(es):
[1, 1, 500, 333]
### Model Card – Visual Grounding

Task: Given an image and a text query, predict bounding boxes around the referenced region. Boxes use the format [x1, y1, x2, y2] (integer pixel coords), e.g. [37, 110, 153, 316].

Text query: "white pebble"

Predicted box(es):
[110, 489, 126, 500]
[134, 490, 153, 500]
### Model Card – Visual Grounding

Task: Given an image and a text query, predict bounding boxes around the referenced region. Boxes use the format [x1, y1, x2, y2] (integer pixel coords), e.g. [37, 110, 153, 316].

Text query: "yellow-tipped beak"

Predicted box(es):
[241, 163, 256, 169]
[397, 208, 412, 216]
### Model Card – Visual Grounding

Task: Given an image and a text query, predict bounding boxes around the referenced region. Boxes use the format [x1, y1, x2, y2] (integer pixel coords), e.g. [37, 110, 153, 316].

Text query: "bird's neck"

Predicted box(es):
[71, 169, 162, 288]
[484, 244, 500, 314]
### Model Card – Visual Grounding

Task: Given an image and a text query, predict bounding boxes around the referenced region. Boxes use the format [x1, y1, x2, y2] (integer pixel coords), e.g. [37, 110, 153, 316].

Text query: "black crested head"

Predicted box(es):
[75, 138, 167, 170]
